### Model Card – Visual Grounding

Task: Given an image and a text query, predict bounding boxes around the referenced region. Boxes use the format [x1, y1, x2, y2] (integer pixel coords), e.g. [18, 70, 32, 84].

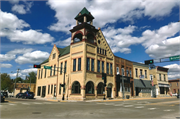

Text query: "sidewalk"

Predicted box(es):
[35, 96, 177, 102]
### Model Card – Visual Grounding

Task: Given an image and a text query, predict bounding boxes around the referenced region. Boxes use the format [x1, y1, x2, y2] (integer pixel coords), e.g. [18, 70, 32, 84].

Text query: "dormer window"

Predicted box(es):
[53, 53, 56, 59]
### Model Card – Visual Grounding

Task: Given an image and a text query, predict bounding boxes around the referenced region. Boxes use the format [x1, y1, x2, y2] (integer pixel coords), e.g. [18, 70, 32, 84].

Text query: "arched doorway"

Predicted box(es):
[97, 82, 104, 94]
[107, 83, 113, 98]
[85, 81, 94, 94]
[71, 81, 81, 94]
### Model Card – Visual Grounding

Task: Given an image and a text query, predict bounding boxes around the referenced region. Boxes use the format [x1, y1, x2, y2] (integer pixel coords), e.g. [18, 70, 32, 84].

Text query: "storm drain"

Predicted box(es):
[32, 112, 41, 114]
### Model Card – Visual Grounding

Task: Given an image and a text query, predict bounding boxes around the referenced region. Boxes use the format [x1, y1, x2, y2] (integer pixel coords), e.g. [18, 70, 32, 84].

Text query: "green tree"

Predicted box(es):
[24, 72, 37, 83]
[1, 73, 14, 92]
[14, 77, 23, 83]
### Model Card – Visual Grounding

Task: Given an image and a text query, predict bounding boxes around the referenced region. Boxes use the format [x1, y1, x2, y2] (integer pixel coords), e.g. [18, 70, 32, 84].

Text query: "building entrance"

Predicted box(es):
[107, 83, 112, 98]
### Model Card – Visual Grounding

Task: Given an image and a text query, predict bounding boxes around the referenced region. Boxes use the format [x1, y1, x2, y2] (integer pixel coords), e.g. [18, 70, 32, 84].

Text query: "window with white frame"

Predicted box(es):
[116, 67, 119, 74]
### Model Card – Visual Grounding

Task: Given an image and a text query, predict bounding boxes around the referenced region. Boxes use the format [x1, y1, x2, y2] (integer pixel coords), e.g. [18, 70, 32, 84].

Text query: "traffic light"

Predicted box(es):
[33, 64, 41, 68]
[60, 84, 64, 87]
[144, 59, 154, 65]
[102, 73, 106, 85]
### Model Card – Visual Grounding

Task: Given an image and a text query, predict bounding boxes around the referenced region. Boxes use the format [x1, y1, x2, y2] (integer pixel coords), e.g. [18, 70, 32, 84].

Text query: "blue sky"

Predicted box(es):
[0, 0, 180, 80]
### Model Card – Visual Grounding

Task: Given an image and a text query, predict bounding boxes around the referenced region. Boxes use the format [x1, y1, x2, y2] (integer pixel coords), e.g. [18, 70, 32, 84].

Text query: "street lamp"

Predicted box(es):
[121, 69, 129, 99]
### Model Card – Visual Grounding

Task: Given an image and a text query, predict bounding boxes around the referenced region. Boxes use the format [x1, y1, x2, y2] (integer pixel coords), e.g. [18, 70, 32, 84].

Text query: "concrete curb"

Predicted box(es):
[35, 96, 176, 102]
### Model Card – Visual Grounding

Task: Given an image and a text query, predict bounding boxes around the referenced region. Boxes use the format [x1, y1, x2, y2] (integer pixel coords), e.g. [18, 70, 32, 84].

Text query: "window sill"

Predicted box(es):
[48, 75, 57, 78]
[70, 93, 81, 95]
[85, 94, 95, 96]
[97, 94, 104, 96]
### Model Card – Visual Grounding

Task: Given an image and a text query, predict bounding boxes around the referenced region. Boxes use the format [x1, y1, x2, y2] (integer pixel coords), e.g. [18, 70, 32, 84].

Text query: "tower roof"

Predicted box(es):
[75, 7, 94, 21]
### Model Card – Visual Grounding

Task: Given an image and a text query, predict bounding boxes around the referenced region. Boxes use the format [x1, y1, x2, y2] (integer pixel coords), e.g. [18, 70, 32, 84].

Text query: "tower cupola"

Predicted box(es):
[75, 7, 94, 25]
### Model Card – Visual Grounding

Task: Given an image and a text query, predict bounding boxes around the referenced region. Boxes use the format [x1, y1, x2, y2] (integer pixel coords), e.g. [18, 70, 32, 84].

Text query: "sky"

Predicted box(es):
[0, 0, 180, 80]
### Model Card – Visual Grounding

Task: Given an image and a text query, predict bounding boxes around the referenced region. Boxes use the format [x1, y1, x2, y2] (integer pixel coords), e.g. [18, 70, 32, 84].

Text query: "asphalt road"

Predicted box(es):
[1, 97, 180, 119]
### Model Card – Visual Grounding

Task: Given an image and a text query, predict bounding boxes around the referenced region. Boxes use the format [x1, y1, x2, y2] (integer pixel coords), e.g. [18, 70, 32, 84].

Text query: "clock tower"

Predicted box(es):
[70, 7, 98, 45]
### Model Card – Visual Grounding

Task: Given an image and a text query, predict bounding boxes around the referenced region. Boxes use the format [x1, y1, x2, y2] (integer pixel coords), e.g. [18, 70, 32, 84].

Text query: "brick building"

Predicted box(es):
[169, 79, 180, 94]
[14, 83, 36, 96]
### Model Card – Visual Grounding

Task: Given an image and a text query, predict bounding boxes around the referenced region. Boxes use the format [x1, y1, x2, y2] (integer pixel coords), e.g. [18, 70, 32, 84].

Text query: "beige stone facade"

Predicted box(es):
[133, 62, 153, 98]
[149, 66, 170, 97]
[35, 8, 115, 101]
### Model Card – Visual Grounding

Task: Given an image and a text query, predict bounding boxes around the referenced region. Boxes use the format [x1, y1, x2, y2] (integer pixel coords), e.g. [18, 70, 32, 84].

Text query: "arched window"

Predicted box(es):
[87, 33, 94, 43]
[71, 81, 81, 94]
[85, 81, 94, 94]
[73, 33, 82, 43]
[97, 82, 104, 94]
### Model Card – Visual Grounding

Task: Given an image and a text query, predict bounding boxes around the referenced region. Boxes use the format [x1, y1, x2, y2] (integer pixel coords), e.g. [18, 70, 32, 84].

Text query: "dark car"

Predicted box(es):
[1, 92, 5, 102]
[2, 92, 8, 98]
[22, 92, 34, 99]
[177, 93, 180, 98]
[16, 93, 24, 98]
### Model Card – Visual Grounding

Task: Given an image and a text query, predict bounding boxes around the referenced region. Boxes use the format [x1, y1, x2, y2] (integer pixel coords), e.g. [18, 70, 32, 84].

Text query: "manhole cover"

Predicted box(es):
[32, 112, 41, 114]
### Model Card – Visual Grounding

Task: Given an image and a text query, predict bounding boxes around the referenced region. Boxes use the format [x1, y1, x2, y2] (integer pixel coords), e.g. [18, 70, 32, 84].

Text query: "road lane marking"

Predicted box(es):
[33, 102, 42, 104]
[104, 103, 115, 105]
[164, 109, 174, 111]
[148, 108, 157, 110]
[114, 104, 124, 106]
[124, 105, 133, 107]
[22, 103, 30, 105]
[9, 104, 16, 105]
[135, 106, 144, 108]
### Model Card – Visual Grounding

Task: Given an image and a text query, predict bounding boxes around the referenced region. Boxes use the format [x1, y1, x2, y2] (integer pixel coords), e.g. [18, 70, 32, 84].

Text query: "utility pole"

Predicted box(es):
[13, 68, 20, 97]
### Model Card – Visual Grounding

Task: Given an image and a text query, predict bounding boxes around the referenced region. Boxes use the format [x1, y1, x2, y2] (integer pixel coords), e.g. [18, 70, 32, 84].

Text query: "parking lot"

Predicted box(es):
[1, 97, 180, 119]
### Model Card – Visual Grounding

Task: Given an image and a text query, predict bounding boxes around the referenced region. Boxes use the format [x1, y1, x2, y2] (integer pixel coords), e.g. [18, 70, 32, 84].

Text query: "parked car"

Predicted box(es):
[1, 92, 5, 102]
[177, 93, 180, 98]
[16, 93, 24, 98]
[2, 92, 8, 98]
[22, 92, 34, 99]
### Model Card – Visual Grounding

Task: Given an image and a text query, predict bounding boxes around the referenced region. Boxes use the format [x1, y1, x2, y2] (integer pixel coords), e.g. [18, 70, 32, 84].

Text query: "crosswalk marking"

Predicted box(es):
[33, 102, 42, 104]
[114, 104, 124, 106]
[135, 106, 144, 108]
[9, 104, 16, 105]
[124, 105, 133, 107]
[148, 108, 156, 110]
[22, 103, 30, 105]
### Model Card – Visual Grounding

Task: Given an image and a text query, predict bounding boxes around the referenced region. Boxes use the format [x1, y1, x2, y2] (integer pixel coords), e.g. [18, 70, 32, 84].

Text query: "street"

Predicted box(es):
[1, 97, 180, 119]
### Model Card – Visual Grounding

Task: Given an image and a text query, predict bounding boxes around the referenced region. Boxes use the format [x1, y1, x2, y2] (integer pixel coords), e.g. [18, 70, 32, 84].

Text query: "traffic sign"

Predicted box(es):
[44, 66, 52, 69]
[169, 55, 180, 61]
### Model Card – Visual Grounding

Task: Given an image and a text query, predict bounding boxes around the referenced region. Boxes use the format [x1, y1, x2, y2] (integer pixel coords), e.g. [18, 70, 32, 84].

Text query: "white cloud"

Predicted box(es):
[0, 63, 12, 68]
[0, 10, 29, 30]
[10, 0, 33, 14]
[0, 54, 16, 62]
[164, 64, 180, 80]
[52, 37, 71, 46]
[47, 0, 179, 33]
[102, 25, 141, 53]
[12, 4, 27, 14]
[145, 36, 180, 58]
[7, 48, 33, 55]
[142, 22, 180, 48]
[0, 10, 54, 44]
[15, 51, 50, 64]
[21, 68, 37, 74]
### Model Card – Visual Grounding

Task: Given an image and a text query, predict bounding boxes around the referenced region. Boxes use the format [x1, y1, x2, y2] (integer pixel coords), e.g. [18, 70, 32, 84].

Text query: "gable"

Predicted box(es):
[96, 29, 114, 59]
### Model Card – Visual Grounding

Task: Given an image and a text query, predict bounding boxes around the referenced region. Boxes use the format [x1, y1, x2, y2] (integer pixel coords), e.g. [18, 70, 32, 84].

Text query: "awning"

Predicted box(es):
[134, 79, 153, 88]
[158, 83, 170, 87]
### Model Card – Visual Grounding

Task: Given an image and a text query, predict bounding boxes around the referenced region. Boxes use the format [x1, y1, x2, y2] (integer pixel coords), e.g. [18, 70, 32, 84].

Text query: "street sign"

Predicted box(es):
[169, 55, 180, 61]
[44, 66, 52, 69]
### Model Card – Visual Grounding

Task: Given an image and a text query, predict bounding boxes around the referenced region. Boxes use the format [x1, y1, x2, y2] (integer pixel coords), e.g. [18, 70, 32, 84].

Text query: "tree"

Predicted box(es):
[24, 72, 37, 83]
[14, 77, 23, 83]
[1, 73, 14, 92]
